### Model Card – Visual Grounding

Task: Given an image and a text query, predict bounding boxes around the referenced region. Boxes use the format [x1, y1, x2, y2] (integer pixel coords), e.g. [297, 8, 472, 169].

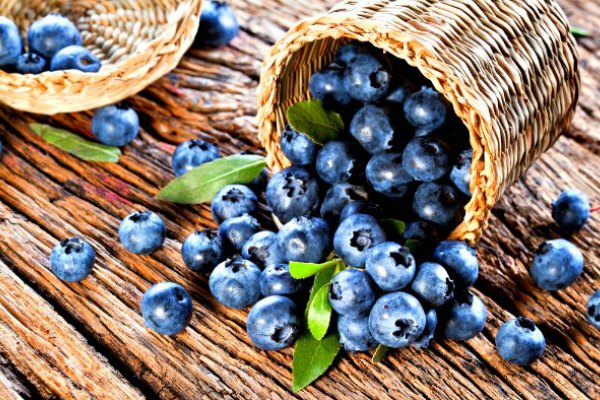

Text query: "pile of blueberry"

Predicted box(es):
[0, 14, 101, 74]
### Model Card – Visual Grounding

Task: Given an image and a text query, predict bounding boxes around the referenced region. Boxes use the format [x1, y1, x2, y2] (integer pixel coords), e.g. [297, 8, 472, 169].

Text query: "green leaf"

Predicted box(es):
[287, 100, 344, 144]
[405, 239, 421, 253]
[381, 219, 406, 239]
[307, 284, 332, 340]
[571, 27, 590, 38]
[292, 332, 341, 392]
[155, 155, 265, 204]
[372, 345, 388, 363]
[30, 123, 120, 163]
[289, 259, 342, 279]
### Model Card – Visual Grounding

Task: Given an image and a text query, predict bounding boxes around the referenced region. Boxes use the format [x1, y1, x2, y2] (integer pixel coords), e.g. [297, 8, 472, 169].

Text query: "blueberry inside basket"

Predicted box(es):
[257, 0, 580, 244]
[0, 0, 203, 115]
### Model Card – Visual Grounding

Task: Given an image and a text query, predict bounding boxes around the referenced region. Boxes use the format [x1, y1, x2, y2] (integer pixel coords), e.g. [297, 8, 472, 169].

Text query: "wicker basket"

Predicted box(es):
[0, 0, 203, 115]
[257, 0, 580, 243]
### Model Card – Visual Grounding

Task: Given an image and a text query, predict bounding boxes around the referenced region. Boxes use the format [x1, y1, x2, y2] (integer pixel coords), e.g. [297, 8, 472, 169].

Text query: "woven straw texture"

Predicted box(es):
[0, 0, 203, 115]
[257, 0, 580, 243]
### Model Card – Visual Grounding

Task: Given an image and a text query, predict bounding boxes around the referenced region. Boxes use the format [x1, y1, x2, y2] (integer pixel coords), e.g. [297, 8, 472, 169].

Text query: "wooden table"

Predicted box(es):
[0, 0, 599, 399]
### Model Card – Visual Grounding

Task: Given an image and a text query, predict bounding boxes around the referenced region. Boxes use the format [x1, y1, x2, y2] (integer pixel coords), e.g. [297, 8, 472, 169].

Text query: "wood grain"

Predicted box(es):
[0, 0, 598, 399]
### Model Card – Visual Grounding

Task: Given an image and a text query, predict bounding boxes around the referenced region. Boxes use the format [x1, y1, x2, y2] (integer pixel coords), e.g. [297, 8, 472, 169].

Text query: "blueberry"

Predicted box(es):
[440, 290, 487, 340]
[0, 17, 22, 67]
[403, 87, 447, 135]
[413, 182, 465, 228]
[50, 46, 101, 73]
[209, 257, 262, 309]
[50, 237, 95, 282]
[410, 262, 454, 307]
[280, 125, 319, 166]
[333, 43, 370, 68]
[320, 183, 369, 222]
[277, 216, 331, 264]
[386, 85, 410, 105]
[259, 263, 303, 297]
[119, 211, 166, 255]
[495, 317, 545, 365]
[141, 282, 193, 336]
[247, 295, 300, 350]
[334, 214, 386, 267]
[316, 140, 360, 185]
[241, 231, 284, 269]
[92, 104, 140, 146]
[329, 269, 376, 317]
[349, 105, 395, 154]
[309, 67, 352, 109]
[403, 220, 439, 244]
[413, 309, 438, 349]
[339, 200, 383, 221]
[181, 229, 223, 272]
[450, 150, 472, 196]
[211, 184, 258, 224]
[218, 214, 261, 252]
[552, 189, 590, 233]
[402, 137, 450, 182]
[28, 14, 82, 59]
[433, 240, 479, 287]
[365, 242, 416, 291]
[366, 152, 413, 198]
[266, 166, 320, 223]
[368, 292, 426, 348]
[195, 1, 239, 47]
[338, 315, 377, 352]
[344, 53, 392, 103]
[15, 52, 47, 74]
[171, 139, 220, 176]
[530, 239, 584, 291]
[586, 290, 600, 330]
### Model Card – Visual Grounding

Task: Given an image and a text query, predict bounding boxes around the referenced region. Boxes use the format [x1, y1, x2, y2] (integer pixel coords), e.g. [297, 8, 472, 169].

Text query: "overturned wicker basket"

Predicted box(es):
[0, 0, 203, 115]
[257, 0, 580, 243]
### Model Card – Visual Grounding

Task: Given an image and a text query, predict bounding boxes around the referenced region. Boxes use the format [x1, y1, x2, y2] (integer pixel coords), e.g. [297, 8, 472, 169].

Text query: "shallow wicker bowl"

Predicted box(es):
[257, 0, 580, 243]
[0, 0, 203, 115]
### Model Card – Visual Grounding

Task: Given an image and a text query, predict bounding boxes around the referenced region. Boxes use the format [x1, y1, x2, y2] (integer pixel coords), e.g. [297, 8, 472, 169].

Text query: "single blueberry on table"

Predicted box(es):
[433, 240, 479, 287]
[141, 282, 193, 336]
[195, 1, 239, 48]
[320, 183, 369, 223]
[246, 295, 300, 350]
[309, 67, 352, 109]
[366, 152, 413, 199]
[413, 308, 438, 350]
[209, 257, 262, 309]
[92, 104, 140, 147]
[552, 189, 590, 233]
[338, 314, 377, 352]
[334, 213, 386, 267]
[280, 125, 319, 166]
[344, 52, 392, 103]
[119, 210, 166, 255]
[586, 290, 600, 330]
[349, 104, 396, 154]
[329, 269, 376, 317]
[413, 182, 465, 228]
[495, 317, 546, 365]
[15, 52, 47, 74]
[365, 241, 416, 292]
[530, 239, 584, 291]
[241, 231, 283, 269]
[403, 87, 447, 135]
[339, 200, 383, 222]
[50, 46, 101, 73]
[218, 213, 261, 252]
[266, 166, 320, 223]
[316, 140, 360, 185]
[50, 237, 95, 282]
[171, 139, 220, 176]
[402, 137, 450, 182]
[277, 216, 332, 264]
[440, 290, 487, 340]
[450, 149, 472, 196]
[181, 229, 223, 272]
[410, 262, 454, 307]
[0, 17, 22, 67]
[259, 263, 303, 297]
[211, 184, 257, 224]
[403, 220, 439, 244]
[28, 14, 82, 59]
[368, 291, 427, 348]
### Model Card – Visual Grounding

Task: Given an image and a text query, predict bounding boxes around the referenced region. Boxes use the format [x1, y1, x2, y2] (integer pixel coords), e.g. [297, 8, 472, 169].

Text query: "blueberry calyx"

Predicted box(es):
[515, 316, 536, 331]
[129, 211, 151, 223]
[393, 319, 415, 338]
[61, 238, 83, 254]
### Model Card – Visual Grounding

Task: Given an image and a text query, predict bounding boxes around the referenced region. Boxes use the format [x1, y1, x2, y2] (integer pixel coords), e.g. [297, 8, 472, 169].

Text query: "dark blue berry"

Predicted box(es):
[171, 139, 220, 176]
[440, 290, 487, 340]
[413, 308, 438, 349]
[450, 150, 472, 196]
[386, 85, 409, 104]
[329, 269, 376, 317]
[403, 220, 439, 244]
[209, 257, 262, 309]
[211, 184, 258, 224]
[50, 237, 95, 282]
[410, 262, 454, 307]
[320, 183, 369, 223]
[552, 189, 590, 233]
[368, 292, 426, 348]
[333, 43, 370, 68]
[495, 317, 545, 365]
[241, 231, 283, 269]
[259, 264, 303, 297]
[344, 53, 391, 103]
[339, 200, 383, 222]
[247, 295, 300, 350]
[218, 214, 261, 252]
[50, 46, 101, 72]
[266, 166, 320, 223]
[195, 1, 239, 47]
[403, 87, 447, 135]
[334, 214, 386, 267]
[28, 14, 81, 59]
[309, 67, 352, 109]
[316, 141, 359, 185]
[365, 242, 416, 291]
[586, 290, 600, 330]
[413, 182, 465, 228]
[141, 282, 193, 336]
[433, 240, 479, 287]
[402, 137, 450, 182]
[119, 211, 166, 255]
[280, 125, 319, 166]
[530, 239, 583, 291]
[15, 52, 47, 74]
[366, 152, 413, 198]
[92, 104, 140, 146]
[277, 216, 331, 264]
[338, 315, 377, 352]
[0, 17, 21, 67]
[181, 229, 223, 272]
[349, 105, 395, 154]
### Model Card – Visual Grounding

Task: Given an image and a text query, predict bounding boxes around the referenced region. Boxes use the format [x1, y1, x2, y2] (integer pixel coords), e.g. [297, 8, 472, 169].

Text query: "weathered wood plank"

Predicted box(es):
[0, 355, 30, 400]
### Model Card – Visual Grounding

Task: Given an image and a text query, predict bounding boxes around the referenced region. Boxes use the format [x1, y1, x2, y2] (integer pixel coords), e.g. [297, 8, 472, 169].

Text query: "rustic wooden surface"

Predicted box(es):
[0, 0, 599, 399]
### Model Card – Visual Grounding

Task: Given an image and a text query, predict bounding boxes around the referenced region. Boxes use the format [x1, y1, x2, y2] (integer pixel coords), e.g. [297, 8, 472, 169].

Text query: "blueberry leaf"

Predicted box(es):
[571, 27, 590, 38]
[155, 155, 266, 204]
[30, 123, 121, 163]
[290, 259, 343, 279]
[405, 239, 421, 253]
[372, 344, 388, 363]
[381, 219, 406, 239]
[292, 332, 341, 392]
[287, 100, 344, 145]
[307, 284, 332, 340]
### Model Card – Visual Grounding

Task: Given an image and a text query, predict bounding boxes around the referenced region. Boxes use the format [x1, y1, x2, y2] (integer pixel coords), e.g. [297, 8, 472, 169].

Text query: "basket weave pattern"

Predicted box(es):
[0, 0, 203, 114]
[257, 0, 580, 243]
